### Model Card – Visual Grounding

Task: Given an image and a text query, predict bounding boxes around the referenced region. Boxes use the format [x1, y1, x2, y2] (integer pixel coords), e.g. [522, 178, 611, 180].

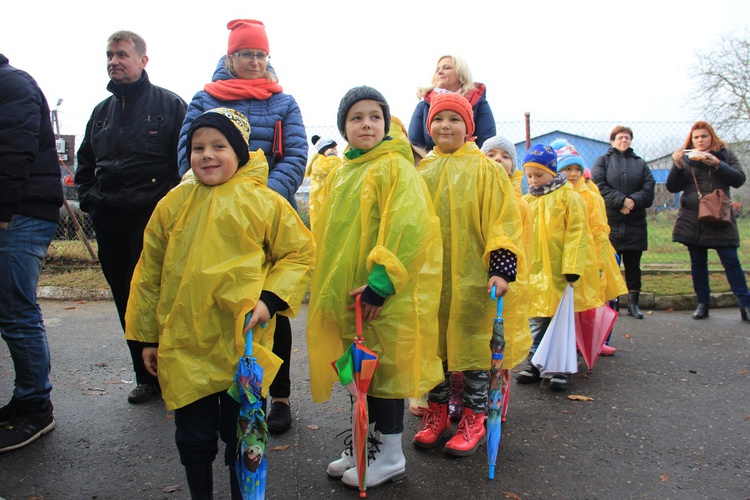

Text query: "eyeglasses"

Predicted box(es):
[232, 51, 269, 62]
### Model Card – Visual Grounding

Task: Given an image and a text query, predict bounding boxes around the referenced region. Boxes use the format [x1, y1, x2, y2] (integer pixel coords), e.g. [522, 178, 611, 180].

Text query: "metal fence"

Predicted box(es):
[51, 119, 750, 269]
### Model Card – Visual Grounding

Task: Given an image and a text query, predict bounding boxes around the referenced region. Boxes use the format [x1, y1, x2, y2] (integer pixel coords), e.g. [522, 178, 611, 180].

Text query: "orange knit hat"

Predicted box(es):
[227, 19, 269, 56]
[426, 93, 475, 138]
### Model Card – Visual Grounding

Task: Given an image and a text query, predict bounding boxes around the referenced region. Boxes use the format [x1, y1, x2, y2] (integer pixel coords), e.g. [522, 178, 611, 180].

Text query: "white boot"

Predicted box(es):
[341, 432, 406, 488]
[327, 423, 375, 477]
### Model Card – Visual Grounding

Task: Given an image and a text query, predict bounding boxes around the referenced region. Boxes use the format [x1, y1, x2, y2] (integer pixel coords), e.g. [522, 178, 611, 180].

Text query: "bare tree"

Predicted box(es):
[692, 26, 750, 143]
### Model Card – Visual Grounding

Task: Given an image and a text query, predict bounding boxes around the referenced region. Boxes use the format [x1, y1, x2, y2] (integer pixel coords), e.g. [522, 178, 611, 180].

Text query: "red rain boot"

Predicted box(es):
[600, 344, 616, 356]
[443, 407, 486, 457]
[412, 402, 451, 448]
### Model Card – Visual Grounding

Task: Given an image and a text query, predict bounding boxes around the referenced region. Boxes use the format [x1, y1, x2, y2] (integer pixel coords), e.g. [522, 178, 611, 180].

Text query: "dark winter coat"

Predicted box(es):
[177, 57, 307, 208]
[592, 147, 655, 252]
[75, 71, 186, 214]
[407, 83, 496, 151]
[665, 148, 745, 248]
[0, 54, 63, 223]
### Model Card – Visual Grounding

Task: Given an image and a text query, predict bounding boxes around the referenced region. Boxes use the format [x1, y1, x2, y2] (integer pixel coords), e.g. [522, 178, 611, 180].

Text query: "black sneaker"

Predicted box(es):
[128, 383, 159, 404]
[266, 401, 292, 434]
[549, 374, 571, 392]
[0, 398, 20, 427]
[515, 362, 541, 384]
[0, 403, 55, 453]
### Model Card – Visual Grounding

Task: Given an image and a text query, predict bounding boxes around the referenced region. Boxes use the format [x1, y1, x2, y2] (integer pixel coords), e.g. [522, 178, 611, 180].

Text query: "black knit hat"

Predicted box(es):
[187, 108, 251, 167]
[336, 86, 390, 140]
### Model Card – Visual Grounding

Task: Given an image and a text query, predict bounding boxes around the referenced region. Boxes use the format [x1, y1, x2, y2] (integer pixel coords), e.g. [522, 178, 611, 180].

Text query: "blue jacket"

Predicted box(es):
[178, 57, 307, 207]
[0, 54, 63, 223]
[407, 83, 496, 151]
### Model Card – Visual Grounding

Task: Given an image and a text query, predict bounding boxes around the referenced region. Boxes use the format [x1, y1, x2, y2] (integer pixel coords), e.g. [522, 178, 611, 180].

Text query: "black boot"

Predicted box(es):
[229, 465, 242, 500]
[627, 292, 644, 319]
[692, 303, 709, 320]
[740, 307, 750, 323]
[185, 463, 213, 500]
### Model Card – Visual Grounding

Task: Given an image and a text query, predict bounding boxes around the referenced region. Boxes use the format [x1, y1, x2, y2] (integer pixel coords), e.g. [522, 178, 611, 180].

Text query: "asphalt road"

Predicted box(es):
[1, 300, 749, 500]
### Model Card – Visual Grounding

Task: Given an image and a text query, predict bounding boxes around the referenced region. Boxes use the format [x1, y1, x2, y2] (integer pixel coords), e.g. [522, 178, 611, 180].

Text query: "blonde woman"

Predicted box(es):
[407, 55, 496, 151]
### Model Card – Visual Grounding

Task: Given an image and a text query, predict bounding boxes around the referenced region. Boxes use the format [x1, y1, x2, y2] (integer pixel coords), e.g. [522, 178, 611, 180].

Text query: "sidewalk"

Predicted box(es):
[1, 299, 748, 499]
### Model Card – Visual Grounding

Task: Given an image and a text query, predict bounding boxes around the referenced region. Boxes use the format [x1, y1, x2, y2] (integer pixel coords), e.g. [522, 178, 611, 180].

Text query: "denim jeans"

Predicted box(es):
[688, 245, 750, 307]
[0, 215, 57, 407]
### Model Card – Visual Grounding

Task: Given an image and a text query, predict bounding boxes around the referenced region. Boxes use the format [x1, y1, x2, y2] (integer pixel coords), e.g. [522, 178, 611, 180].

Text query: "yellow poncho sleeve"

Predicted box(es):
[125, 150, 315, 410]
[307, 135, 443, 403]
[418, 142, 526, 372]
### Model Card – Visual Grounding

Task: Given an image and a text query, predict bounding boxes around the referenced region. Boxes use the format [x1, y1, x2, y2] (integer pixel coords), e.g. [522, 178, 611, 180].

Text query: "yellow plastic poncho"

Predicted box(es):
[307, 133, 443, 403]
[503, 169, 534, 369]
[524, 182, 602, 317]
[125, 150, 315, 411]
[574, 179, 627, 302]
[418, 142, 526, 372]
[304, 153, 342, 230]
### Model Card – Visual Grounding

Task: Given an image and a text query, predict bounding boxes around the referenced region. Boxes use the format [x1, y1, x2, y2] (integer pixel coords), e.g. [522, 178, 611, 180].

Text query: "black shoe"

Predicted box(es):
[0, 398, 20, 427]
[627, 292, 644, 319]
[741, 307, 750, 323]
[692, 303, 709, 320]
[266, 401, 292, 434]
[549, 374, 571, 392]
[128, 383, 159, 404]
[515, 362, 541, 384]
[0, 403, 55, 453]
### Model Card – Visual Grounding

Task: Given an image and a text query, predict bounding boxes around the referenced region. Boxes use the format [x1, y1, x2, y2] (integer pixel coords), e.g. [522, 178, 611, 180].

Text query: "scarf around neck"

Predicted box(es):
[528, 172, 567, 197]
[204, 78, 283, 101]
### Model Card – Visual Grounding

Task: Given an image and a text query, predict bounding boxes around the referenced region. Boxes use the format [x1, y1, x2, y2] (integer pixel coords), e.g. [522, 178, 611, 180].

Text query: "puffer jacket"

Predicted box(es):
[177, 57, 307, 207]
[666, 148, 745, 248]
[0, 54, 63, 223]
[75, 71, 186, 214]
[592, 147, 655, 251]
[407, 83, 496, 151]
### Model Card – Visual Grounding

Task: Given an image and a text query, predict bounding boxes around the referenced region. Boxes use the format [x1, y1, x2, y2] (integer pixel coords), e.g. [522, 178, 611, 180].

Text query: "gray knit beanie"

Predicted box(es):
[337, 86, 391, 140]
[481, 135, 517, 174]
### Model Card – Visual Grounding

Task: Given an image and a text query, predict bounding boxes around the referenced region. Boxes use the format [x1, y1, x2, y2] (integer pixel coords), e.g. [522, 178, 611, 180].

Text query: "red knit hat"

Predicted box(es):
[426, 93, 475, 138]
[227, 19, 269, 56]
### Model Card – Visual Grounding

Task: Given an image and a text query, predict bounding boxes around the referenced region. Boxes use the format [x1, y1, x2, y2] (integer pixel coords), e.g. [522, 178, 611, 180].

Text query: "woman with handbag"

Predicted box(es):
[177, 20, 309, 434]
[666, 121, 750, 322]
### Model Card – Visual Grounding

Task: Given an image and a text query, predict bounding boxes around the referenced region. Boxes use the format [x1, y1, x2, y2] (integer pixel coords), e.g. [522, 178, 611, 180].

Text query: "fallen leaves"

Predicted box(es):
[659, 473, 670, 482]
[739, 370, 748, 375]
[502, 491, 522, 500]
[567, 395, 594, 401]
[624, 333, 631, 339]
[162, 484, 182, 493]
[307, 424, 319, 430]
[270, 444, 290, 451]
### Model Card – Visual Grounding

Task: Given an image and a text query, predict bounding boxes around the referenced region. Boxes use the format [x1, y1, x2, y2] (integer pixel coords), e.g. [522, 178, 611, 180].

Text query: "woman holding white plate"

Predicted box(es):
[667, 120, 750, 322]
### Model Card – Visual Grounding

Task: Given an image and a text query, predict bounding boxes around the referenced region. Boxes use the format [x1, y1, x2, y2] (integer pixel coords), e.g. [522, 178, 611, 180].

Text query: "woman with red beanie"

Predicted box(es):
[177, 19, 308, 441]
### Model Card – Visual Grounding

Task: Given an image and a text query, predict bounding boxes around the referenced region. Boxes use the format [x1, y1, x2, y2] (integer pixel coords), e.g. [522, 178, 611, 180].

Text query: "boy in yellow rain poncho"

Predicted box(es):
[413, 94, 525, 457]
[307, 87, 443, 489]
[552, 140, 627, 355]
[125, 108, 314, 497]
[304, 135, 341, 230]
[515, 144, 602, 392]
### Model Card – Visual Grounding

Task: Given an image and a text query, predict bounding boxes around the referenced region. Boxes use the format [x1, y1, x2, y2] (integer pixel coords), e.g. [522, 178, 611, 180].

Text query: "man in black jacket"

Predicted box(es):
[76, 31, 186, 404]
[0, 54, 64, 452]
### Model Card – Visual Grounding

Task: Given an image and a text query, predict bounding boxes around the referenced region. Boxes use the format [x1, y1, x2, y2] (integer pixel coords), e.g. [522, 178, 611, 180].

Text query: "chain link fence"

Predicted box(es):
[51, 119, 750, 270]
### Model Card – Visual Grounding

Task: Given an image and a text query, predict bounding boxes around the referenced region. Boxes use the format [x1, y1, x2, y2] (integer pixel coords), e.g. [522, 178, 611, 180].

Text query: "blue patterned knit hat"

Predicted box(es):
[550, 138, 584, 171]
[522, 144, 557, 175]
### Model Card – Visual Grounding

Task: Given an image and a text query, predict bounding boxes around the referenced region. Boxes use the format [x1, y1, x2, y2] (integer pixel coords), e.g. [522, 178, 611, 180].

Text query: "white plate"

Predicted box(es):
[684, 150, 707, 160]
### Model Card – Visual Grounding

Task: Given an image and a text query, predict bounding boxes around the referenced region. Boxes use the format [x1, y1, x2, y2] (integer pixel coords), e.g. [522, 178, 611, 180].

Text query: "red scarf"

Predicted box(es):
[204, 78, 283, 101]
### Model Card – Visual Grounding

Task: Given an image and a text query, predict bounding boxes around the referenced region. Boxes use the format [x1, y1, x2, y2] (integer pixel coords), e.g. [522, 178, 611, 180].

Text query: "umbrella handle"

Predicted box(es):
[490, 286, 503, 316]
[355, 293, 363, 338]
[243, 313, 254, 357]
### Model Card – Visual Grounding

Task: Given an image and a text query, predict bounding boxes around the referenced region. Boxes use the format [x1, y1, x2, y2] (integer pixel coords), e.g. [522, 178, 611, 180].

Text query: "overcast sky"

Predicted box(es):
[3, 0, 748, 140]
